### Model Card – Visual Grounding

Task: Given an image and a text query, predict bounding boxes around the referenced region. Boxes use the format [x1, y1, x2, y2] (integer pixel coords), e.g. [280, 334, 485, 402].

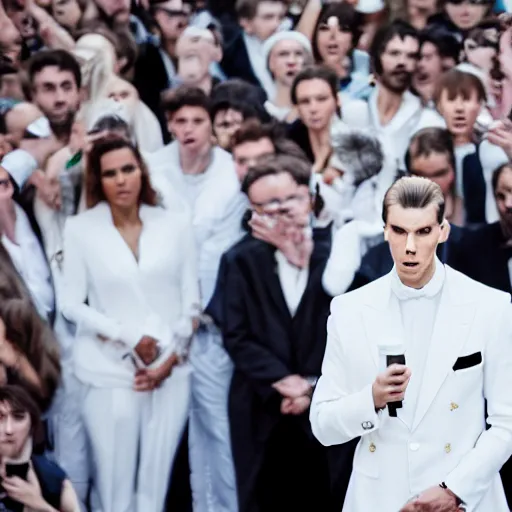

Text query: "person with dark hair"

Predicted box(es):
[0, 385, 80, 512]
[448, 162, 512, 508]
[343, 20, 445, 168]
[221, 0, 287, 97]
[210, 79, 270, 148]
[1, 49, 82, 193]
[308, 3, 371, 101]
[427, 0, 494, 42]
[413, 26, 460, 105]
[312, 175, 512, 512]
[288, 65, 341, 172]
[434, 68, 508, 225]
[60, 136, 199, 511]
[147, 85, 241, 510]
[221, 153, 338, 512]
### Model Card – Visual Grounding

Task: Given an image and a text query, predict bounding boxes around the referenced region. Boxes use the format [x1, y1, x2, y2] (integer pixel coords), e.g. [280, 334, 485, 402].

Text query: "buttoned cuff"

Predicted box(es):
[337, 383, 380, 438]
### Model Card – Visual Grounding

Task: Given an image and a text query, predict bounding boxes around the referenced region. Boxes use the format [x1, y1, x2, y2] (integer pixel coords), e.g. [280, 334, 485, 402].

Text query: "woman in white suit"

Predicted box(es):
[61, 136, 199, 512]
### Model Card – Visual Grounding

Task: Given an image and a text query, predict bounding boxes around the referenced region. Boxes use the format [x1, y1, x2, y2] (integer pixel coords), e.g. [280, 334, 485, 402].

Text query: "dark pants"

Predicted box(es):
[501, 457, 512, 508]
[255, 417, 335, 512]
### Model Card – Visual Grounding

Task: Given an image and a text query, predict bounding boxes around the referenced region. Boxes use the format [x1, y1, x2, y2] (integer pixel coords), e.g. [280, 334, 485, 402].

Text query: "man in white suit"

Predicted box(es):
[311, 176, 512, 512]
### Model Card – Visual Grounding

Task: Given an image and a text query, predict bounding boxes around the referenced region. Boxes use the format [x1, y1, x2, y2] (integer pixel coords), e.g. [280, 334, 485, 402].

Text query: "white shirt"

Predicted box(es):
[390, 258, 445, 427]
[243, 33, 276, 100]
[275, 250, 309, 316]
[2, 204, 54, 320]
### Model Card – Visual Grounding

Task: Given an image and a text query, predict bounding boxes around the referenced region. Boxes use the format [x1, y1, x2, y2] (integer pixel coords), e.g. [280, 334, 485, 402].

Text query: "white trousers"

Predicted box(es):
[48, 367, 90, 512]
[83, 365, 191, 512]
[189, 328, 238, 512]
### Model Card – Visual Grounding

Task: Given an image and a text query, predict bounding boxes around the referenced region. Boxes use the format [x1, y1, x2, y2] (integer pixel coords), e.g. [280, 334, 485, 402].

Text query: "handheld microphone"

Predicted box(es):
[378, 342, 406, 418]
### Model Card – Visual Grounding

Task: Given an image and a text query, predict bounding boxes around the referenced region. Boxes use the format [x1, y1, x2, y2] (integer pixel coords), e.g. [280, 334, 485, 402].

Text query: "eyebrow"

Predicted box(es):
[390, 223, 436, 232]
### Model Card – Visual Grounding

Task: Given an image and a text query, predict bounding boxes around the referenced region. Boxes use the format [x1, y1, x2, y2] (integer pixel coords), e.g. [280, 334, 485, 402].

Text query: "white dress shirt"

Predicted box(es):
[390, 258, 445, 427]
[2, 204, 54, 320]
[275, 250, 309, 316]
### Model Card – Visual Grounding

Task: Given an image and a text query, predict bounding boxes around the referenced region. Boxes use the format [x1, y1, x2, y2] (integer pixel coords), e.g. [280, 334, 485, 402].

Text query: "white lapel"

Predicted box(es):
[362, 273, 404, 370]
[411, 267, 476, 431]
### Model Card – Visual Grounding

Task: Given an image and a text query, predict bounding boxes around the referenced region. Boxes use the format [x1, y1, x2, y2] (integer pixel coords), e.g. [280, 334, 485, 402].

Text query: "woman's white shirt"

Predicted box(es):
[61, 202, 200, 388]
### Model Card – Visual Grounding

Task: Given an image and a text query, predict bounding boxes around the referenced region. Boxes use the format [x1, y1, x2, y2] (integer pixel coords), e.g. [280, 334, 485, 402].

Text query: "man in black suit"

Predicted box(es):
[448, 162, 512, 507]
[221, 154, 337, 512]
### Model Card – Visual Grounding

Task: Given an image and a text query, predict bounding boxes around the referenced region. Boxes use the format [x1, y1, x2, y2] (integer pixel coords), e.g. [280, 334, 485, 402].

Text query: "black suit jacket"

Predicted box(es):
[221, 229, 333, 511]
[220, 31, 263, 89]
[450, 222, 512, 295]
[133, 43, 170, 142]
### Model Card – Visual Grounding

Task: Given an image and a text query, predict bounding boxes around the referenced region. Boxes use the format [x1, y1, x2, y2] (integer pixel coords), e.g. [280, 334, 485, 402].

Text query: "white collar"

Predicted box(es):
[391, 257, 445, 301]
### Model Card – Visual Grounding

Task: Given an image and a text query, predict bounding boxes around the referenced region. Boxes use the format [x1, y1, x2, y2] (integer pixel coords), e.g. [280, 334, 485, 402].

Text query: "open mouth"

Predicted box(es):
[403, 262, 419, 268]
[453, 117, 467, 129]
[326, 43, 340, 55]
[183, 138, 196, 145]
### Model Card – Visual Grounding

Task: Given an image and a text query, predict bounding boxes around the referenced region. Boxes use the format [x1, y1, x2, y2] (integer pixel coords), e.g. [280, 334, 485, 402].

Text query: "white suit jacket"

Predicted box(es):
[311, 266, 512, 512]
[61, 202, 200, 387]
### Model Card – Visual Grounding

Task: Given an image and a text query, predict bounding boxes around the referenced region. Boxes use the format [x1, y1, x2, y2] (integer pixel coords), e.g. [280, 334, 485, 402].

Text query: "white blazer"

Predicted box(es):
[311, 266, 512, 512]
[61, 202, 200, 388]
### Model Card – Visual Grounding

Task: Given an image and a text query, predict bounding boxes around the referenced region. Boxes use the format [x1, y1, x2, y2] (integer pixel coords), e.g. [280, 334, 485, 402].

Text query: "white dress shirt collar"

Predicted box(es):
[275, 251, 309, 316]
[390, 257, 445, 301]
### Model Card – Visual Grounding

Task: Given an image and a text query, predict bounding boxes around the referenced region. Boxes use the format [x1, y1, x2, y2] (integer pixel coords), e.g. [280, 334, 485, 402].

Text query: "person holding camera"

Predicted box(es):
[0, 385, 79, 512]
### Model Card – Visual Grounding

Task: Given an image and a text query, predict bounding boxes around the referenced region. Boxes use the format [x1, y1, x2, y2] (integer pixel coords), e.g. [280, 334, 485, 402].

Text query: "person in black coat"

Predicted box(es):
[221, 154, 337, 512]
[445, 162, 512, 507]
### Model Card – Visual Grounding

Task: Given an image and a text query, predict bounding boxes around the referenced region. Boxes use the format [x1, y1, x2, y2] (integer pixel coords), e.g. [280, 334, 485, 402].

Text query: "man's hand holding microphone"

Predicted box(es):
[372, 363, 411, 411]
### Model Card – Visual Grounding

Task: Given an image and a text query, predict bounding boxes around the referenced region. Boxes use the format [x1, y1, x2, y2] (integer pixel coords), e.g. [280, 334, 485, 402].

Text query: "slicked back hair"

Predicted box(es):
[382, 176, 445, 225]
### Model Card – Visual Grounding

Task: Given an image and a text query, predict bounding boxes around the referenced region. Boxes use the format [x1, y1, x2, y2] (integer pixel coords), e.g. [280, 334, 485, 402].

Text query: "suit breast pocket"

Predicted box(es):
[450, 353, 484, 399]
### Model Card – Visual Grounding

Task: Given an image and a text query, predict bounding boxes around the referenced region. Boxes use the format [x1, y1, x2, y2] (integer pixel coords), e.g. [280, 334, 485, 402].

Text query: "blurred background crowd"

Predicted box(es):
[0, 0, 511, 510]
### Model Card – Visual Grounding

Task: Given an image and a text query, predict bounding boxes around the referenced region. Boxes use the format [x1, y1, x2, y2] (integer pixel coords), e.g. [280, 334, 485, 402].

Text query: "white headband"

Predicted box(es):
[262, 31, 312, 62]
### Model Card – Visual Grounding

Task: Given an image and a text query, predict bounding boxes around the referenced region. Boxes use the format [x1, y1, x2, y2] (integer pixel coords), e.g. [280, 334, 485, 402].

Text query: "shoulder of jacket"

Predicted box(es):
[331, 275, 388, 312]
[446, 265, 511, 304]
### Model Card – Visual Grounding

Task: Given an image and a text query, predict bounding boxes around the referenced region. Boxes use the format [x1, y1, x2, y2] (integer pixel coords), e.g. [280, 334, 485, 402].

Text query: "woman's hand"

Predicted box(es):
[2, 476, 53, 512]
[134, 336, 159, 366]
[133, 353, 179, 392]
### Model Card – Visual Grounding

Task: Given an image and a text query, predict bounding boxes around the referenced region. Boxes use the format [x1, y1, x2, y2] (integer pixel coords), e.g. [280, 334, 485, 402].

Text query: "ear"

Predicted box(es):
[384, 225, 389, 241]
[239, 17, 252, 35]
[438, 219, 450, 243]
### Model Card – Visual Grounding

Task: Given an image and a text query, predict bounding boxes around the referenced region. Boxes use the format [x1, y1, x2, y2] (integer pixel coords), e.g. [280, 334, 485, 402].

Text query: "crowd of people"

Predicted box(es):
[0, 0, 511, 510]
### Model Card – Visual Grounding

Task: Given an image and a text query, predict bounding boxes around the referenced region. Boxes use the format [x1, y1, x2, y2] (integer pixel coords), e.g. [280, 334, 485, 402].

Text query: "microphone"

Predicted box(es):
[378, 342, 406, 418]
